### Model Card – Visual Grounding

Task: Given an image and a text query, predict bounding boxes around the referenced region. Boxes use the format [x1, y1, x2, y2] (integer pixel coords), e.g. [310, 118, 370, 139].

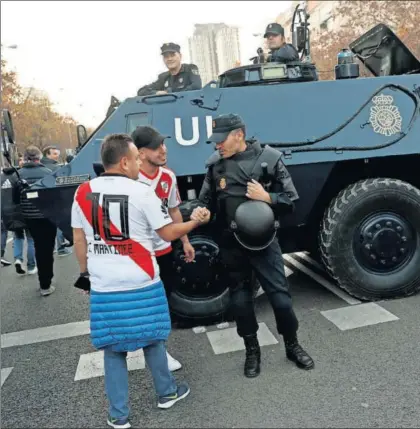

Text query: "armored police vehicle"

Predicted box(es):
[4, 19, 420, 324]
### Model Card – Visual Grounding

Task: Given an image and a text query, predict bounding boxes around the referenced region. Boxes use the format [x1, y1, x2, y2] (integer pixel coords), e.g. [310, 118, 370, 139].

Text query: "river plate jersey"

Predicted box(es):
[138, 166, 181, 256]
[71, 174, 173, 292]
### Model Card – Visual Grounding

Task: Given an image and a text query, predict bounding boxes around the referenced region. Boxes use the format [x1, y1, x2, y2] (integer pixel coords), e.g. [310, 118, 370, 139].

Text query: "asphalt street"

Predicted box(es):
[1, 241, 420, 428]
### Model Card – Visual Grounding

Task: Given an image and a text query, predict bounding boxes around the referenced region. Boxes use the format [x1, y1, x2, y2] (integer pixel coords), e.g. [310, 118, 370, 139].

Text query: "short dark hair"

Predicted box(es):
[24, 145, 42, 162]
[100, 134, 134, 169]
[43, 145, 59, 156]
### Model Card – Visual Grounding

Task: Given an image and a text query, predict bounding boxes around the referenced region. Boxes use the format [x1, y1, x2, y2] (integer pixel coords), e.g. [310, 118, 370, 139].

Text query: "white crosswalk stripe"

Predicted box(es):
[74, 349, 146, 381]
[1, 367, 14, 387]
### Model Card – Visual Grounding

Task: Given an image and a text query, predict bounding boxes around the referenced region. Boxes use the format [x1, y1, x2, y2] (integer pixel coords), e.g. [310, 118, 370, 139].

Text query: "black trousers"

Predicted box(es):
[219, 233, 299, 340]
[25, 218, 57, 290]
[157, 251, 175, 299]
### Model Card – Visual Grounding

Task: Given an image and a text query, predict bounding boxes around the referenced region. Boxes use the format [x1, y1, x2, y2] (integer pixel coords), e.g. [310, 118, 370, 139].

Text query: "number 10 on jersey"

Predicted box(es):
[87, 193, 130, 241]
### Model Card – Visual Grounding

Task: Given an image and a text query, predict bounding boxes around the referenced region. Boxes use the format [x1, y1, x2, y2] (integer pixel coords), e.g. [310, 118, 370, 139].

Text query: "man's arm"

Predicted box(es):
[198, 168, 215, 212]
[267, 159, 299, 215]
[270, 44, 299, 62]
[73, 228, 88, 273]
[184, 64, 202, 91]
[168, 207, 189, 244]
[137, 73, 166, 96]
[155, 218, 203, 243]
[71, 188, 88, 273]
[141, 188, 208, 243]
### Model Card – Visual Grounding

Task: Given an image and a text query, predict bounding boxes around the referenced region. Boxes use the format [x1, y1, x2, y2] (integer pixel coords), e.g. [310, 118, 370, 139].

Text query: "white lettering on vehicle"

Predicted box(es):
[174, 116, 213, 146]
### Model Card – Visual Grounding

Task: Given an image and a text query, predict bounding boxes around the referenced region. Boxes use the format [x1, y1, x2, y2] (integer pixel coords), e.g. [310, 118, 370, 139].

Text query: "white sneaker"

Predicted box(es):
[166, 351, 182, 371]
[27, 267, 38, 275]
[40, 285, 56, 297]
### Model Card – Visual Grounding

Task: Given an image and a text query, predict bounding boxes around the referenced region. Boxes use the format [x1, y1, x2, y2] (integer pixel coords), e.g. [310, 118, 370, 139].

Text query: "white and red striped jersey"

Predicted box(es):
[71, 174, 173, 292]
[138, 166, 181, 256]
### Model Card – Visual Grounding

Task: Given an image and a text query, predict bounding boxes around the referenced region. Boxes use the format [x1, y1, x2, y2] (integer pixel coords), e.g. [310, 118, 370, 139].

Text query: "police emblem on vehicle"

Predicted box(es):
[220, 177, 226, 189]
[369, 94, 402, 136]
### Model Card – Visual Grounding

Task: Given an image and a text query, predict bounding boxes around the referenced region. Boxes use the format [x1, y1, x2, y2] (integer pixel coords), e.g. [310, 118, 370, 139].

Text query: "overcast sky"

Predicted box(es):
[1, 1, 291, 127]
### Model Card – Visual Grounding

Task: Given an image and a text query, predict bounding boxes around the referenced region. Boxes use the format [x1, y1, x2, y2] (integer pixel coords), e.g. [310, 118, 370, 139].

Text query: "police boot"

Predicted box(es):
[284, 336, 314, 370]
[243, 334, 261, 378]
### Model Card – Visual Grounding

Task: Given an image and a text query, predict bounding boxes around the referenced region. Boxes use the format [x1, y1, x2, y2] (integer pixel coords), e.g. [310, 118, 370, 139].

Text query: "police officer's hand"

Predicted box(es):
[156, 91, 168, 95]
[190, 207, 211, 224]
[246, 179, 272, 203]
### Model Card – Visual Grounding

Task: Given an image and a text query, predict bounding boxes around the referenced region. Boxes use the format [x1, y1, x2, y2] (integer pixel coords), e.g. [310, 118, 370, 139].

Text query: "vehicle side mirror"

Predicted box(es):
[77, 124, 88, 147]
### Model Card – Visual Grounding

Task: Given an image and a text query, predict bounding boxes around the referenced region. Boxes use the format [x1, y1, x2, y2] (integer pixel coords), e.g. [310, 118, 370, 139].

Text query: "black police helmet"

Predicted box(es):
[231, 200, 279, 251]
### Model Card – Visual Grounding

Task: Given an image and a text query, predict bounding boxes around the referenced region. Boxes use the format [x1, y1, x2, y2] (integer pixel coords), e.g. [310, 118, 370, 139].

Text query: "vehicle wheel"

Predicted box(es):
[168, 235, 232, 325]
[168, 234, 260, 325]
[319, 178, 420, 300]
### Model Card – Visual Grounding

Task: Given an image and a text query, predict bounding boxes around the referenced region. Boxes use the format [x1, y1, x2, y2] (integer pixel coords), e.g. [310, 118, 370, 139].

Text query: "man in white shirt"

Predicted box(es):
[71, 133, 210, 429]
[132, 125, 194, 372]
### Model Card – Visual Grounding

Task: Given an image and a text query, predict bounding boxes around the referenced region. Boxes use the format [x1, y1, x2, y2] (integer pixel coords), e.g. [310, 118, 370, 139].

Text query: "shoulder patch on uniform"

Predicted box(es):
[189, 64, 199, 75]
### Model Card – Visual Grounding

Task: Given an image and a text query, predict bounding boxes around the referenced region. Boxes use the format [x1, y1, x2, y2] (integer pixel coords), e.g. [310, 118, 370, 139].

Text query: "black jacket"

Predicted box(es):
[137, 64, 202, 96]
[41, 157, 60, 171]
[12, 162, 53, 220]
[198, 142, 299, 228]
[269, 43, 299, 63]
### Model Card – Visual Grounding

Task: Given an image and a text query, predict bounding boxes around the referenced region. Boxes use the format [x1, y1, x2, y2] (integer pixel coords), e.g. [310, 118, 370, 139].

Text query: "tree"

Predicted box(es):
[310, 1, 420, 81]
[1, 57, 79, 160]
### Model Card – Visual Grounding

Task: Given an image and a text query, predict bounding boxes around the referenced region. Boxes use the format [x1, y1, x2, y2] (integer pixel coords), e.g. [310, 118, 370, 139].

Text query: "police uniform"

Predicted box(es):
[137, 43, 202, 96]
[264, 23, 299, 63]
[198, 114, 314, 377]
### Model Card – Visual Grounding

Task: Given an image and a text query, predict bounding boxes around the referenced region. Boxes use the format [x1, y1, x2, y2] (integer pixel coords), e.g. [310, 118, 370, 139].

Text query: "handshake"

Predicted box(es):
[190, 206, 211, 224]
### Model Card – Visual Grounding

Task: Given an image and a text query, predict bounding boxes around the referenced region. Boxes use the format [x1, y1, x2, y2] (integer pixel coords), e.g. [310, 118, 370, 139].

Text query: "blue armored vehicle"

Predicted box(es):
[4, 21, 420, 323]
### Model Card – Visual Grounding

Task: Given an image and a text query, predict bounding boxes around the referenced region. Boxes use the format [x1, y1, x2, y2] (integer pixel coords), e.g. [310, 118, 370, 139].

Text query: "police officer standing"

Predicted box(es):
[137, 43, 202, 96]
[198, 113, 314, 378]
[264, 23, 299, 63]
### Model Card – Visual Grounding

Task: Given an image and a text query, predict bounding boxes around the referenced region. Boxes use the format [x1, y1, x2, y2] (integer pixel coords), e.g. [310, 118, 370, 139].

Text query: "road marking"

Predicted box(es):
[1, 320, 90, 349]
[1, 367, 13, 386]
[206, 322, 278, 355]
[320, 303, 399, 331]
[294, 252, 325, 271]
[74, 349, 145, 381]
[283, 254, 361, 305]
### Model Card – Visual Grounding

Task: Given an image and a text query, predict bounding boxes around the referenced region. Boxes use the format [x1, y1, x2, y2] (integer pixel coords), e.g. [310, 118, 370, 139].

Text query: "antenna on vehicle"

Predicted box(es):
[291, 1, 311, 62]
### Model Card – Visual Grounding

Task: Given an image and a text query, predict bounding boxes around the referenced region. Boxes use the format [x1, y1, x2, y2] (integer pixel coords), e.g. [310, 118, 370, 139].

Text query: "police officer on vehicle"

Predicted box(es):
[263, 23, 299, 63]
[137, 43, 202, 96]
[198, 113, 314, 378]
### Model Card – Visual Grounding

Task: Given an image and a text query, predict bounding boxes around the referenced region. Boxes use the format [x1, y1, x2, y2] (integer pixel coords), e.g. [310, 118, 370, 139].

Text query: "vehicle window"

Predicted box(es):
[126, 112, 149, 134]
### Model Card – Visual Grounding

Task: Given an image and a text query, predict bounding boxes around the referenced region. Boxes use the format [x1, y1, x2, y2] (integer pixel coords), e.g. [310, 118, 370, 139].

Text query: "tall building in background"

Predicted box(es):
[188, 23, 241, 85]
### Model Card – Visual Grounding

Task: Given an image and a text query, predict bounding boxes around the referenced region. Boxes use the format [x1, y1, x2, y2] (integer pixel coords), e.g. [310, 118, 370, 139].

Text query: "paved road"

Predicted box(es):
[1, 242, 420, 428]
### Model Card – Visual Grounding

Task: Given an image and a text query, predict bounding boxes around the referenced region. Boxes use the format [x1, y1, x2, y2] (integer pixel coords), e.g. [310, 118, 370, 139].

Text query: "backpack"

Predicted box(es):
[1, 168, 27, 231]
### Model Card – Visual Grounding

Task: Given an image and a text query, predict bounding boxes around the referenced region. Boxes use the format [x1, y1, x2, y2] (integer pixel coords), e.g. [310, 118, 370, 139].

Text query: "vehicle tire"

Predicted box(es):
[319, 178, 420, 300]
[168, 233, 260, 325]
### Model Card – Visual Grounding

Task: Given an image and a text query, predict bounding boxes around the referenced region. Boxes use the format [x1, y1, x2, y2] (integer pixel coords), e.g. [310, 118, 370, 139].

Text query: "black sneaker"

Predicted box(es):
[15, 259, 26, 275]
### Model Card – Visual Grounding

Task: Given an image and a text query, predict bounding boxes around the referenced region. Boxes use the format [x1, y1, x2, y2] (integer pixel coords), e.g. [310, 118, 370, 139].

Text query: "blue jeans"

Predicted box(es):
[1, 222, 8, 257]
[56, 228, 69, 252]
[14, 229, 36, 269]
[104, 340, 176, 420]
